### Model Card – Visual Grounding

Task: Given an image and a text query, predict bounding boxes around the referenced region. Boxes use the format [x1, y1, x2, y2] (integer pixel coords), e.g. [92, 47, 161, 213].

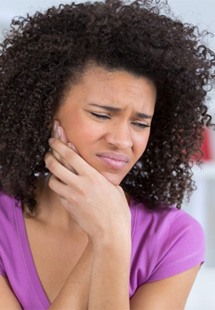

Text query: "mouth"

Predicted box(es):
[96, 152, 129, 170]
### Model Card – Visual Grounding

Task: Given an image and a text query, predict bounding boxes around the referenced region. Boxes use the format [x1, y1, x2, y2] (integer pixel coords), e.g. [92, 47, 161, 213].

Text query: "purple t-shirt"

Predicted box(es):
[0, 193, 205, 309]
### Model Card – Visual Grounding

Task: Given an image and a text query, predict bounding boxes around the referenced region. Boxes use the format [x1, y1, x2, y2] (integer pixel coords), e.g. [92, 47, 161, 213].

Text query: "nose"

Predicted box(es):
[105, 121, 133, 149]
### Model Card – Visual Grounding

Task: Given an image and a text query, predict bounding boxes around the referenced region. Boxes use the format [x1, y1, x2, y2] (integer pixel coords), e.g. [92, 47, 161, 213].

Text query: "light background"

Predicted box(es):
[0, 1, 215, 309]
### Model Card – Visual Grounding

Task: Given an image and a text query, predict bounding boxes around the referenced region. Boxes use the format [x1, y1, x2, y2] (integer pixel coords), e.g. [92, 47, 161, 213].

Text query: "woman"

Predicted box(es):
[0, 0, 214, 309]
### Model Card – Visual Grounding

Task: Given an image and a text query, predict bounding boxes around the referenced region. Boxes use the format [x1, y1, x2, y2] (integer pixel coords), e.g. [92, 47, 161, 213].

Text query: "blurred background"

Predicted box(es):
[0, 0, 215, 308]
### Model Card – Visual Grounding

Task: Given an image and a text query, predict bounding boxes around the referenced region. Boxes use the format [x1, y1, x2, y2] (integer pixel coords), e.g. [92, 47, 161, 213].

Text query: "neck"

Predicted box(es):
[25, 174, 78, 230]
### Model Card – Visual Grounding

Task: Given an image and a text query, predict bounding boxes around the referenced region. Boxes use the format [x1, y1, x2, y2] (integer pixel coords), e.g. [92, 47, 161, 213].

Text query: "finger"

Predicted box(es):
[58, 125, 68, 144]
[53, 121, 67, 143]
[48, 175, 84, 223]
[45, 151, 79, 185]
[49, 138, 97, 176]
[51, 120, 62, 161]
[54, 121, 77, 152]
[51, 121, 76, 172]
[48, 174, 73, 198]
[48, 175, 79, 213]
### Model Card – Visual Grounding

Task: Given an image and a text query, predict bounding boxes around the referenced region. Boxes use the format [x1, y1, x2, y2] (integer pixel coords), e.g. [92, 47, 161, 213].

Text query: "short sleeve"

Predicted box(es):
[148, 213, 205, 282]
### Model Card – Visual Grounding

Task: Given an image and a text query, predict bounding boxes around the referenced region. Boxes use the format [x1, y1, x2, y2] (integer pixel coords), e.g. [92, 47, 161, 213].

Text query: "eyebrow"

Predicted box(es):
[89, 103, 152, 119]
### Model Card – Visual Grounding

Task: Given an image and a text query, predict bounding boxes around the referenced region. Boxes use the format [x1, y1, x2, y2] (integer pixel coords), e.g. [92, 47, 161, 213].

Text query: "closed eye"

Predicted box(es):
[131, 122, 150, 129]
[91, 112, 110, 119]
[90, 111, 150, 128]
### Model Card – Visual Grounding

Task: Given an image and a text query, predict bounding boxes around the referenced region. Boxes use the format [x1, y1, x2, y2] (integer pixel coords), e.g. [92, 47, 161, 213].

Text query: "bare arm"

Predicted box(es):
[46, 125, 201, 310]
[48, 125, 93, 309]
[0, 275, 22, 310]
[88, 234, 131, 310]
[130, 265, 200, 310]
[46, 135, 132, 309]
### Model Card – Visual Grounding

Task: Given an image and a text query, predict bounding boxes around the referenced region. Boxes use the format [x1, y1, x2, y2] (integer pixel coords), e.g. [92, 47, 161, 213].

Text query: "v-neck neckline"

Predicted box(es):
[14, 199, 50, 309]
[13, 196, 136, 306]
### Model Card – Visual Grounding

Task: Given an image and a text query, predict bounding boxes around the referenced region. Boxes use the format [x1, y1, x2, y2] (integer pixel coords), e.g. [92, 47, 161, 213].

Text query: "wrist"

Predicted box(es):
[92, 232, 131, 257]
[92, 215, 131, 246]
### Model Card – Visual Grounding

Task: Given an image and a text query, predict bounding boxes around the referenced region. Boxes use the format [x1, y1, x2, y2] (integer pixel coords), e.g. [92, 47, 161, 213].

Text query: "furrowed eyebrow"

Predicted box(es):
[89, 103, 152, 119]
[89, 103, 120, 112]
[136, 112, 152, 119]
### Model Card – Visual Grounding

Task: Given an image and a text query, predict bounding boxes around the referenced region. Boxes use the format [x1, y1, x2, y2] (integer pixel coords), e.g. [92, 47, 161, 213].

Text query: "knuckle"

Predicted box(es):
[53, 150, 61, 161]
[67, 151, 75, 164]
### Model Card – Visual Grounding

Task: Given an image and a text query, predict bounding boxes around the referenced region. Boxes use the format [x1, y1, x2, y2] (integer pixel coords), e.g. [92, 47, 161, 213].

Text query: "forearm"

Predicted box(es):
[49, 241, 92, 310]
[88, 237, 131, 310]
[47, 133, 132, 309]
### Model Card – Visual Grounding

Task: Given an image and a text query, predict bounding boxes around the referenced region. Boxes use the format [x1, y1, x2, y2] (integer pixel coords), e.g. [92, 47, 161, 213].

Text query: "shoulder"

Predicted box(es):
[130, 199, 204, 244]
[0, 193, 23, 277]
[0, 192, 20, 244]
[131, 202, 205, 235]
[0, 193, 16, 276]
[0, 192, 23, 239]
[0, 193, 18, 223]
[0, 192, 22, 250]
[129, 199, 205, 297]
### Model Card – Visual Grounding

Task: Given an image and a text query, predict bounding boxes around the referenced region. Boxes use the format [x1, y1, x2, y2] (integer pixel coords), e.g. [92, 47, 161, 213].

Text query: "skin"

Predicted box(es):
[55, 65, 156, 185]
[0, 65, 200, 310]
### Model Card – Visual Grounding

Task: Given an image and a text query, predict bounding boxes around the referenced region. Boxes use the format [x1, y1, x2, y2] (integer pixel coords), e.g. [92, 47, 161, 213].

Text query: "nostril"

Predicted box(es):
[105, 133, 133, 149]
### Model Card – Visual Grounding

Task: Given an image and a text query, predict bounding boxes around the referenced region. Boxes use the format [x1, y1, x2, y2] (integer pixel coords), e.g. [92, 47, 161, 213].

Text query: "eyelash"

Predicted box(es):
[132, 122, 150, 129]
[91, 112, 150, 129]
[91, 112, 110, 119]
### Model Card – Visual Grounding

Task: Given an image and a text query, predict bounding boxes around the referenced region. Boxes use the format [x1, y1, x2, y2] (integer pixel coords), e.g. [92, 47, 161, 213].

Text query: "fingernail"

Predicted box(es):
[53, 120, 58, 131]
[57, 126, 62, 138]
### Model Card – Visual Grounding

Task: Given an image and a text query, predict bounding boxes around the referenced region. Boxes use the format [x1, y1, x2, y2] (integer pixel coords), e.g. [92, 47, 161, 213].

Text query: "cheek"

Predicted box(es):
[65, 121, 99, 146]
[134, 134, 150, 158]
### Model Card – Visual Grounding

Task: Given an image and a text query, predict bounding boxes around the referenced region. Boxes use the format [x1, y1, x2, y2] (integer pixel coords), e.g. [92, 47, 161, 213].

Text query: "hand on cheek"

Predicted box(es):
[51, 120, 78, 172]
[45, 131, 131, 243]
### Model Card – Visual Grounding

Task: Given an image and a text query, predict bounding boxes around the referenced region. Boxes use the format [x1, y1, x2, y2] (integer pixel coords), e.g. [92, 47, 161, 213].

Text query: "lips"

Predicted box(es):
[96, 152, 129, 170]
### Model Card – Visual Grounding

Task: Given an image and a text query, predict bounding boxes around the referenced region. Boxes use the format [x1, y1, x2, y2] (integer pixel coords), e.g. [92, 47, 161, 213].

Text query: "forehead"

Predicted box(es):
[62, 64, 157, 114]
[81, 65, 156, 91]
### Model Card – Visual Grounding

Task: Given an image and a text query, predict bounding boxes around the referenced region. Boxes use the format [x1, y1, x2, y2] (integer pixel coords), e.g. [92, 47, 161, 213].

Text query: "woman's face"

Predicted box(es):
[55, 65, 156, 185]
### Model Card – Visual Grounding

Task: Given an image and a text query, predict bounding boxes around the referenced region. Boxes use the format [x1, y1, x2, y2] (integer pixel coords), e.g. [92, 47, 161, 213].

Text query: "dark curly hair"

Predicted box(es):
[0, 0, 214, 213]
